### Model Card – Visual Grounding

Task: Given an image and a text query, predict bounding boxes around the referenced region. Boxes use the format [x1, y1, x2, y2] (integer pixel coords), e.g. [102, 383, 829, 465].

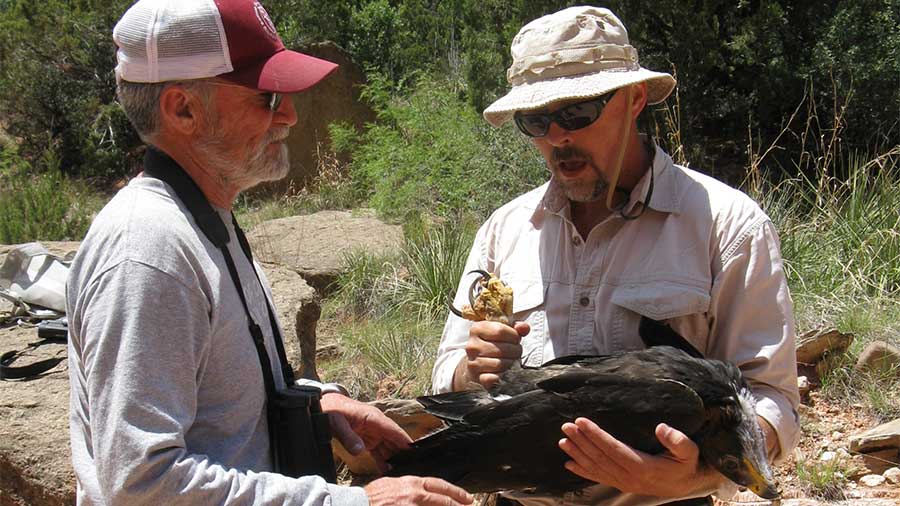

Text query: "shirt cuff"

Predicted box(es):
[754, 388, 800, 463]
[294, 378, 349, 396]
[325, 483, 368, 506]
[432, 349, 466, 393]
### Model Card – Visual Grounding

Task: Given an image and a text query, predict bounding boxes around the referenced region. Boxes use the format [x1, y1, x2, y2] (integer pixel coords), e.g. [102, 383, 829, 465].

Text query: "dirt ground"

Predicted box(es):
[766, 390, 899, 503]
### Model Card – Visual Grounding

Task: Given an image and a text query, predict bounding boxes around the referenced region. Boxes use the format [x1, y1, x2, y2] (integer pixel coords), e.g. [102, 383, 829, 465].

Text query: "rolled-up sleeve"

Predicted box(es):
[708, 219, 801, 461]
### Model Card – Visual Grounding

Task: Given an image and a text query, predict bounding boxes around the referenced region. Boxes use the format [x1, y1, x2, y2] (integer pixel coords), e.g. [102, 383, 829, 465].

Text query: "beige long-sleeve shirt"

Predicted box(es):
[431, 145, 800, 506]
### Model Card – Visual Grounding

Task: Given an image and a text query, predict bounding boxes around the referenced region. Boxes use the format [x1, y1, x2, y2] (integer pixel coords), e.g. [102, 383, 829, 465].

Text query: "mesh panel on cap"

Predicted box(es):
[114, 1, 156, 59]
[115, 0, 232, 83]
[154, 0, 231, 81]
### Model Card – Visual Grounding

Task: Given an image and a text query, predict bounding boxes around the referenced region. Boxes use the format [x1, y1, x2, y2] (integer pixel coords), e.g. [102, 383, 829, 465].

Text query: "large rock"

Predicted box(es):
[851, 419, 900, 454]
[854, 340, 900, 377]
[258, 263, 321, 381]
[796, 328, 854, 364]
[0, 324, 72, 506]
[247, 210, 403, 294]
[0, 242, 81, 267]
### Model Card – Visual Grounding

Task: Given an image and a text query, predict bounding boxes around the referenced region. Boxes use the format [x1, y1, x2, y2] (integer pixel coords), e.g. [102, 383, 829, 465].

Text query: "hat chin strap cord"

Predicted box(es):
[604, 85, 633, 211]
[602, 86, 652, 221]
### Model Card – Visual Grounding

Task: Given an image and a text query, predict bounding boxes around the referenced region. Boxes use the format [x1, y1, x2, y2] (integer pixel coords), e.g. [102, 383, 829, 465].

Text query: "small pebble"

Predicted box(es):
[884, 467, 900, 485]
[860, 474, 886, 487]
[820, 451, 837, 462]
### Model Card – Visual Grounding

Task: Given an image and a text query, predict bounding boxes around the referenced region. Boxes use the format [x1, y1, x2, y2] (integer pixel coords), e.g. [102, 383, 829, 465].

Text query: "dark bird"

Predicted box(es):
[387, 322, 779, 499]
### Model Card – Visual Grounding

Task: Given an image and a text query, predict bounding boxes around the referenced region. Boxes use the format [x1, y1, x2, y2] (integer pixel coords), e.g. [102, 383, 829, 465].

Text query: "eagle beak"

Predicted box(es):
[742, 456, 781, 500]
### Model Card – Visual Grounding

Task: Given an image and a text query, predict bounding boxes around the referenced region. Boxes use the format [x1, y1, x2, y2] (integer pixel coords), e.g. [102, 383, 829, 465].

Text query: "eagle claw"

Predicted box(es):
[448, 270, 514, 325]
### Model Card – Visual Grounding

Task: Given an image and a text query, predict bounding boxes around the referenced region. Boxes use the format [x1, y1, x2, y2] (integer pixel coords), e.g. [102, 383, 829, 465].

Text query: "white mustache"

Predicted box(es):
[266, 127, 290, 143]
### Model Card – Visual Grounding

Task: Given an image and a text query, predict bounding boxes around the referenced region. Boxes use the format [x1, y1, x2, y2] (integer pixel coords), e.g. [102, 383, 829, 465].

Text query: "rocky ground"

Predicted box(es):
[768, 395, 900, 504]
[2, 218, 900, 505]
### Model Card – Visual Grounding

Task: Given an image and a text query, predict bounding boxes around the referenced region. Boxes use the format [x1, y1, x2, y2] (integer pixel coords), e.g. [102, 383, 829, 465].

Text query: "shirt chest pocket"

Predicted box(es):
[508, 279, 547, 366]
[608, 281, 711, 353]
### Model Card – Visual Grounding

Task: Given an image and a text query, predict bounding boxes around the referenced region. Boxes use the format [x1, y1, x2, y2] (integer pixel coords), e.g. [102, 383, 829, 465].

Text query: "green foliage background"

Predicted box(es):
[2, 0, 897, 187]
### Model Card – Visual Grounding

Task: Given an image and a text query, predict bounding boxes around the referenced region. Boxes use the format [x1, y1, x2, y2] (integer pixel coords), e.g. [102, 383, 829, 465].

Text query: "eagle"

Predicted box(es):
[387, 317, 780, 499]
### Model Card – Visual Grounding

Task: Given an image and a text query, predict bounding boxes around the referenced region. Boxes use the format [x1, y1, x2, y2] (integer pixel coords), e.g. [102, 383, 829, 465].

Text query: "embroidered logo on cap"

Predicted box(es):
[253, 1, 279, 42]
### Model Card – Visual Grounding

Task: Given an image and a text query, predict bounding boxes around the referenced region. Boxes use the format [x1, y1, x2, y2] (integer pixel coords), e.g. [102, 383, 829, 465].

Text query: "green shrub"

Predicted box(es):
[0, 0, 140, 183]
[0, 144, 103, 244]
[333, 73, 546, 221]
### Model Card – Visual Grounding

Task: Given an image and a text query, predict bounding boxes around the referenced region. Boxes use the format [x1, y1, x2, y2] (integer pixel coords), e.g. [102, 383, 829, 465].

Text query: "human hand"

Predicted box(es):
[320, 393, 412, 473]
[364, 476, 474, 506]
[457, 321, 530, 390]
[559, 419, 721, 498]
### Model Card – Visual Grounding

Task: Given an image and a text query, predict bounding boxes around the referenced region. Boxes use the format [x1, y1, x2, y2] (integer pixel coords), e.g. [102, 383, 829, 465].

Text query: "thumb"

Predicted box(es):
[514, 321, 530, 337]
[656, 423, 698, 462]
[329, 412, 365, 455]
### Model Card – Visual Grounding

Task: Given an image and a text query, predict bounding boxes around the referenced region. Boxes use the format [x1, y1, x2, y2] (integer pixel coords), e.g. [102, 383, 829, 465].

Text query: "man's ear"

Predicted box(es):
[629, 83, 648, 118]
[159, 85, 204, 136]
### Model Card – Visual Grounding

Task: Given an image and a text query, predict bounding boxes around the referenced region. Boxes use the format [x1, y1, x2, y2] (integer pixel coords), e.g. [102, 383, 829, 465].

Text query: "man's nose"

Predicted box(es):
[274, 95, 298, 128]
[543, 122, 572, 147]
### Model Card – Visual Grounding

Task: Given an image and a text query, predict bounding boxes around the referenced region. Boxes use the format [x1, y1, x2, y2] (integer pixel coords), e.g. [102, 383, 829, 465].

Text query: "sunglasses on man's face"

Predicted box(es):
[262, 92, 283, 112]
[206, 81, 283, 112]
[513, 93, 614, 138]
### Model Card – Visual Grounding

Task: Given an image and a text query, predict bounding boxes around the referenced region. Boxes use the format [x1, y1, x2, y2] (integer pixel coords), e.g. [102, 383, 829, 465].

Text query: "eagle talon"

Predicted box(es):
[467, 270, 492, 307]
[449, 270, 514, 326]
[448, 299, 465, 318]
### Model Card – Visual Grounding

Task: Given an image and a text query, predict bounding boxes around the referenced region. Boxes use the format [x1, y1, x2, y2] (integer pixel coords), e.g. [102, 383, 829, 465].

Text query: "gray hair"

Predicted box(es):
[116, 79, 213, 143]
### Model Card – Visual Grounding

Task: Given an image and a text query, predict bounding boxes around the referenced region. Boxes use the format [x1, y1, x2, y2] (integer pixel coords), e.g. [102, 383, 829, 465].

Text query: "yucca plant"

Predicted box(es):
[390, 218, 477, 322]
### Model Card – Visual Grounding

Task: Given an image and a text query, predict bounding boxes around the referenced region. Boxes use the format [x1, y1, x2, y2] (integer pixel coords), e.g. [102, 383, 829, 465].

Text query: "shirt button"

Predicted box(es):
[573, 236, 582, 246]
[579, 297, 590, 307]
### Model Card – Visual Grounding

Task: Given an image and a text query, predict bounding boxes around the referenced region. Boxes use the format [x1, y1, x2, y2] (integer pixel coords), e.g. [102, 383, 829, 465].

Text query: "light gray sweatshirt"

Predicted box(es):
[67, 176, 368, 506]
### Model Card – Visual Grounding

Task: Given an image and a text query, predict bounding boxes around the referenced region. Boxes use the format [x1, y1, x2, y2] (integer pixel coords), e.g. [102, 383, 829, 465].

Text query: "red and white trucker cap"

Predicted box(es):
[113, 0, 338, 93]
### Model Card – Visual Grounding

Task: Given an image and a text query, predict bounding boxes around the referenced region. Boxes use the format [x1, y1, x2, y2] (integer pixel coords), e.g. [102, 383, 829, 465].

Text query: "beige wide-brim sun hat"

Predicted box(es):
[483, 6, 676, 127]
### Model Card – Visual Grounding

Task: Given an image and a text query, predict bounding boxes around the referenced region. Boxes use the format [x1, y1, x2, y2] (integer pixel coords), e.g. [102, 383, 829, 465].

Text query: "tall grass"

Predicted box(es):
[325, 218, 475, 398]
[743, 84, 900, 423]
[320, 315, 442, 399]
[235, 144, 362, 228]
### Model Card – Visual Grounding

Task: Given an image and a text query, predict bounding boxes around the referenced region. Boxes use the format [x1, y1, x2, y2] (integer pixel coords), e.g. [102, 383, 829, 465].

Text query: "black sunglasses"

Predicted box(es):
[206, 81, 283, 112]
[262, 92, 283, 112]
[513, 93, 614, 138]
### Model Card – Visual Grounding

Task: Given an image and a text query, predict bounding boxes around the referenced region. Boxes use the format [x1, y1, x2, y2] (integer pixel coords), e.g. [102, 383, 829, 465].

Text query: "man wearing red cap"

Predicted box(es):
[66, 1, 473, 505]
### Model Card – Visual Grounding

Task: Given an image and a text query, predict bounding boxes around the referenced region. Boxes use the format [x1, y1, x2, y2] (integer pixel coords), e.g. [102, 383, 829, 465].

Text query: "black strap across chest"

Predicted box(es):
[142, 147, 295, 395]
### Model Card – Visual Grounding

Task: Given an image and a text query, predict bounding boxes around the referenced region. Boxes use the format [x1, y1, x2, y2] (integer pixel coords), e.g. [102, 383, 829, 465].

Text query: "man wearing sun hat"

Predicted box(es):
[65, 1, 475, 505]
[432, 6, 800, 506]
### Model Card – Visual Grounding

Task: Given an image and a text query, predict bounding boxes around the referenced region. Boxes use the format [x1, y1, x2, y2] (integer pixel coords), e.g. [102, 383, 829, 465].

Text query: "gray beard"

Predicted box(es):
[559, 163, 609, 203]
[196, 130, 290, 194]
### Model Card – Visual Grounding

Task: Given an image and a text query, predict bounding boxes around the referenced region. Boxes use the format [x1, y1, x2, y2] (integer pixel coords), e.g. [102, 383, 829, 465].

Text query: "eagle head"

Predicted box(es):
[699, 371, 780, 500]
